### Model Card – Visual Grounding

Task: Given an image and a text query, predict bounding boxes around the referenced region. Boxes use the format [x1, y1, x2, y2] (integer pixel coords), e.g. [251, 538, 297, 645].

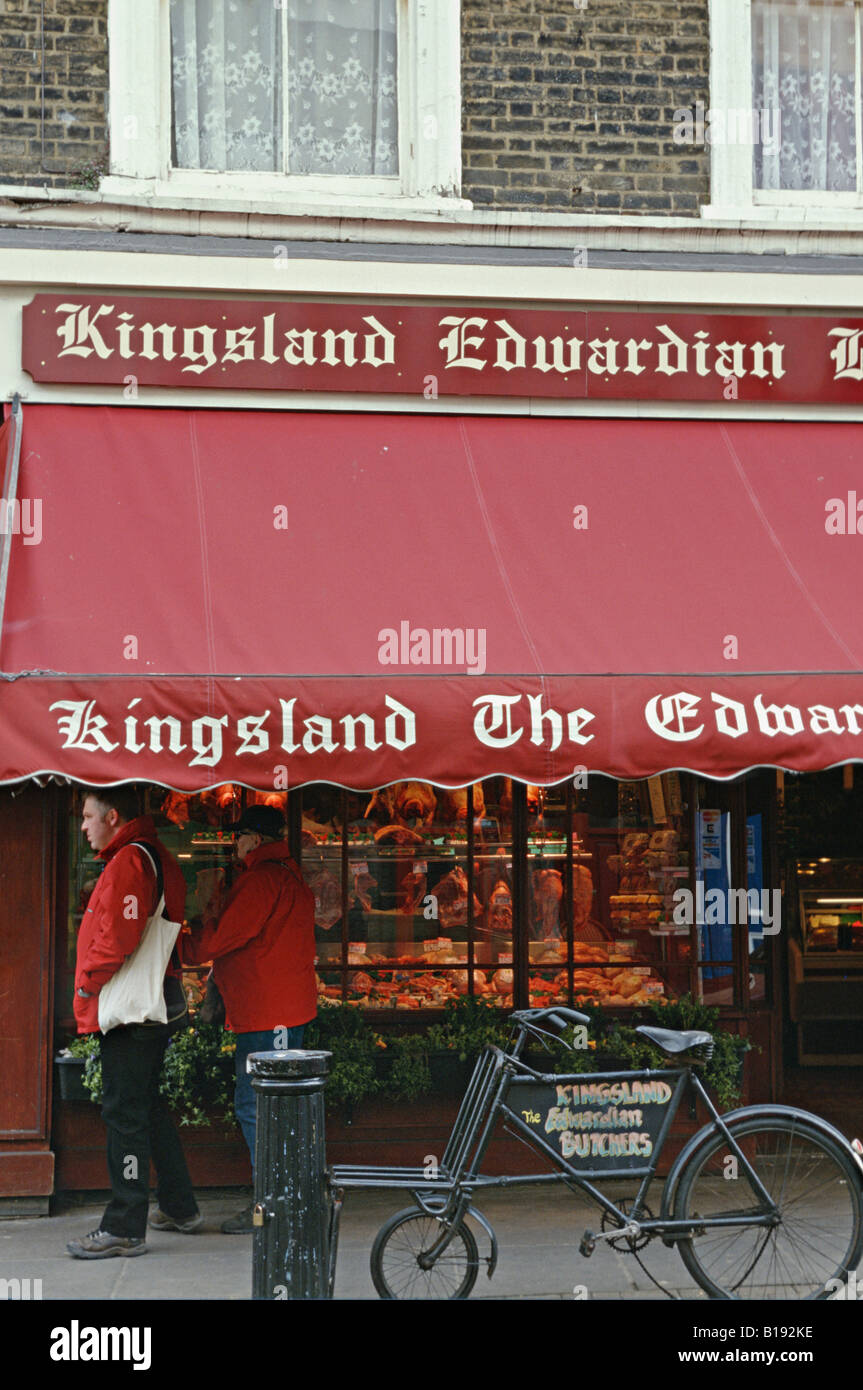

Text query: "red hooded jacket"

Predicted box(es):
[74, 816, 187, 1035]
[180, 840, 316, 1033]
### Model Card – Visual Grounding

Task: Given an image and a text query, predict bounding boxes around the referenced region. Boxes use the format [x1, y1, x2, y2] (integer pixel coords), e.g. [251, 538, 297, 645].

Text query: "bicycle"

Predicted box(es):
[328, 1006, 863, 1300]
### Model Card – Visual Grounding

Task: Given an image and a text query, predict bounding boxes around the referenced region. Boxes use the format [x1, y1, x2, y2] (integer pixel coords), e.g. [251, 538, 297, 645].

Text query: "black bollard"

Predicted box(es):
[248, 1049, 332, 1300]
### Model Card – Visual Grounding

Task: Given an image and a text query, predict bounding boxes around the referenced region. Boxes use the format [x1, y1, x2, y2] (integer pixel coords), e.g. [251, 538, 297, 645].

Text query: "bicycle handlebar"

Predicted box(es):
[510, 1007, 591, 1032]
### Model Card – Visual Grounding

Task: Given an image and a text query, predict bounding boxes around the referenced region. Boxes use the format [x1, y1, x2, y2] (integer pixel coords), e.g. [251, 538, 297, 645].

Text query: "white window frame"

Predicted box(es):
[102, 0, 465, 212]
[703, 0, 863, 222]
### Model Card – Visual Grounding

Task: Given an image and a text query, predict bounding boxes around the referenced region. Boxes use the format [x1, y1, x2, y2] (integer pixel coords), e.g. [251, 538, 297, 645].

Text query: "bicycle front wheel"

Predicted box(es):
[674, 1116, 863, 1299]
[370, 1207, 479, 1300]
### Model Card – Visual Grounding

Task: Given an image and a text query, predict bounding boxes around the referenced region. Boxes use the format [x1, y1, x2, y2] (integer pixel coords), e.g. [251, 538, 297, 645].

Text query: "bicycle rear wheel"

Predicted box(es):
[371, 1207, 479, 1300]
[674, 1116, 863, 1299]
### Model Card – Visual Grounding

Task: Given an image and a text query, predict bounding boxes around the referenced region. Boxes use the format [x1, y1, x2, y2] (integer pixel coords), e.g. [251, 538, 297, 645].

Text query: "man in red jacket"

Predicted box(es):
[182, 804, 316, 1233]
[66, 786, 200, 1259]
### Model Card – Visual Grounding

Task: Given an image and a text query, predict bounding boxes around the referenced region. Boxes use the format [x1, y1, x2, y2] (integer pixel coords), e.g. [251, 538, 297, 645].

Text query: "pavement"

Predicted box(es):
[2, 1183, 859, 1301]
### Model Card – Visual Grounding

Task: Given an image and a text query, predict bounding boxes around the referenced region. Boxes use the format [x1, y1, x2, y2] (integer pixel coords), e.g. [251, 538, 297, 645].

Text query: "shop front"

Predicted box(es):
[2, 288, 863, 1201]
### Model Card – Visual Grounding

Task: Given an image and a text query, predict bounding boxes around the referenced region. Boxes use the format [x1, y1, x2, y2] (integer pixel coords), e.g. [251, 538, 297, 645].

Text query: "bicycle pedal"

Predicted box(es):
[579, 1230, 596, 1258]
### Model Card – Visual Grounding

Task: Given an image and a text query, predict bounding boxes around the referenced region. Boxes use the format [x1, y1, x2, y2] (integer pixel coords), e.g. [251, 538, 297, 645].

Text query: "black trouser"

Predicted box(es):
[98, 1024, 198, 1238]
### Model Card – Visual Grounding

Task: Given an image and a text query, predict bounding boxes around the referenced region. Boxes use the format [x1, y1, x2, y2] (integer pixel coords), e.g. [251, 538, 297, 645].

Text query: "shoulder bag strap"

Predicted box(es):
[129, 841, 182, 971]
[129, 841, 164, 916]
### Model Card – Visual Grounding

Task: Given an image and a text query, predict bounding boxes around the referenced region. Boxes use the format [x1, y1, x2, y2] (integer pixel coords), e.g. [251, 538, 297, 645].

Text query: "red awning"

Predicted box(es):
[1, 404, 861, 788]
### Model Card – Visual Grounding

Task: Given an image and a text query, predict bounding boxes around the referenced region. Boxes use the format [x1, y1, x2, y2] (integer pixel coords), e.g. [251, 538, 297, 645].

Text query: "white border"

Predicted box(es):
[5, 250, 863, 416]
[103, 0, 465, 210]
[703, 0, 863, 223]
[4, 247, 863, 305]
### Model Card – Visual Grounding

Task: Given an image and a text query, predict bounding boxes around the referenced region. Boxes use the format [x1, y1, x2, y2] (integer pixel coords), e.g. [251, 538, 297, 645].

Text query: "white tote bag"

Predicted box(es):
[98, 844, 183, 1034]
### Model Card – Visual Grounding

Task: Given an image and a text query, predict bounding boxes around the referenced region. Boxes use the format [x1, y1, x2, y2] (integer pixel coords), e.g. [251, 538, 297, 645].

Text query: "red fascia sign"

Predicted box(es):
[21, 294, 863, 403]
[2, 675, 863, 788]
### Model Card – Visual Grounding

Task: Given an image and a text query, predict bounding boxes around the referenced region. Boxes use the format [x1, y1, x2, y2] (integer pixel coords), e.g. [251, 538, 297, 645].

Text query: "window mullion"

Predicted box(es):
[282, 0, 290, 176]
[850, 2, 856, 194]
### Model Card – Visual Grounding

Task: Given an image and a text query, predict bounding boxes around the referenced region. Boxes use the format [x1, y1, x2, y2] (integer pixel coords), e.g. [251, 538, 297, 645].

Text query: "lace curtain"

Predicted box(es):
[752, 0, 858, 191]
[170, 0, 398, 177]
[171, 0, 283, 172]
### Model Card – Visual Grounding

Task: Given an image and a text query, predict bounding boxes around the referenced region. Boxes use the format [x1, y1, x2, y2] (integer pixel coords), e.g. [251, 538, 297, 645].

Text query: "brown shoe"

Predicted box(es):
[66, 1228, 148, 1259]
[149, 1208, 204, 1233]
[220, 1205, 255, 1234]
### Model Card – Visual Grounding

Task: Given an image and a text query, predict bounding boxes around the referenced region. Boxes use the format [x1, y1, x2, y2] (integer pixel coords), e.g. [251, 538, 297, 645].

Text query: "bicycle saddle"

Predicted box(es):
[635, 1026, 714, 1055]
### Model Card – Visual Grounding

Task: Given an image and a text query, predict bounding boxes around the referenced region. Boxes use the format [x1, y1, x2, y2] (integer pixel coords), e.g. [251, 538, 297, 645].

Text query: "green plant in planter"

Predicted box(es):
[648, 995, 752, 1108]
[386, 1034, 432, 1102]
[65, 1034, 102, 1101]
[425, 996, 511, 1061]
[544, 996, 751, 1110]
[62, 1025, 236, 1127]
[305, 1005, 382, 1110]
[158, 1023, 235, 1127]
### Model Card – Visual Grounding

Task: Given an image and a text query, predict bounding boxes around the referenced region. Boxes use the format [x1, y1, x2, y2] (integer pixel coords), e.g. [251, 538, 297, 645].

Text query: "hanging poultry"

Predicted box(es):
[500, 779, 543, 816]
[436, 785, 486, 823]
[363, 786, 396, 824]
[252, 790, 287, 812]
[198, 783, 242, 825]
[393, 781, 437, 826]
[161, 791, 191, 827]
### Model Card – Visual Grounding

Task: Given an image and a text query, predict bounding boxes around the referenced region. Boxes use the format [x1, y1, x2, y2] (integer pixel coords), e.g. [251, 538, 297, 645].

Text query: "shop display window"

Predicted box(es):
[306, 779, 515, 1010]
[303, 775, 693, 1012]
[61, 773, 771, 1024]
[565, 774, 692, 1011]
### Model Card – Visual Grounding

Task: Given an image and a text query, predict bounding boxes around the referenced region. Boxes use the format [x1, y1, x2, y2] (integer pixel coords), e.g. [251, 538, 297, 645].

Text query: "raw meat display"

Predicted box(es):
[374, 823, 425, 845]
[532, 868, 563, 940]
[352, 868, 378, 912]
[302, 781, 675, 1013]
[433, 866, 482, 930]
[305, 865, 342, 930]
[399, 870, 428, 914]
[486, 877, 513, 935]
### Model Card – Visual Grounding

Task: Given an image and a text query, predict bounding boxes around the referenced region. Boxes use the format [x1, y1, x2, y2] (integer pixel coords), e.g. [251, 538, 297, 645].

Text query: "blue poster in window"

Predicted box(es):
[747, 814, 764, 949]
[696, 808, 732, 978]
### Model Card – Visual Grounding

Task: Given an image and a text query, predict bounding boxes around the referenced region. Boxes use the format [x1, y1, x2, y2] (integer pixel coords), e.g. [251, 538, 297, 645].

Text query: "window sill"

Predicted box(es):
[700, 202, 863, 229]
[99, 174, 473, 220]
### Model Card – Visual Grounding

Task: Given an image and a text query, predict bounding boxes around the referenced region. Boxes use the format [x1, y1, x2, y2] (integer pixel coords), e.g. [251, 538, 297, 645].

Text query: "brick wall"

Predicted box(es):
[461, 0, 710, 216]
[0, 0, 108, 190]
[0, 0, 709, 215]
